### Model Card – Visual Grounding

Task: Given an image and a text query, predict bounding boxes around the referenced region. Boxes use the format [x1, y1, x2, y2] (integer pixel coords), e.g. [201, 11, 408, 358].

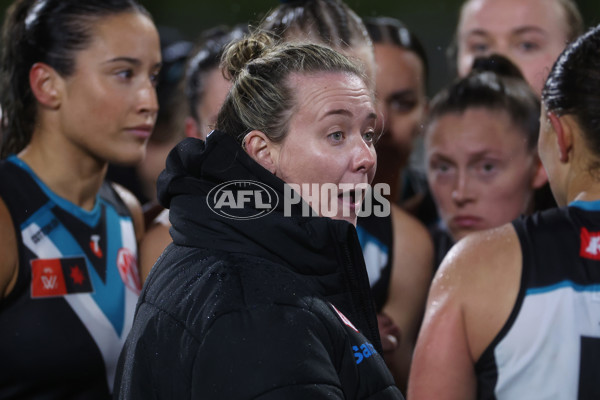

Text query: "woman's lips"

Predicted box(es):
[451, 215, 483, 229]
[125, 125, 153, 140]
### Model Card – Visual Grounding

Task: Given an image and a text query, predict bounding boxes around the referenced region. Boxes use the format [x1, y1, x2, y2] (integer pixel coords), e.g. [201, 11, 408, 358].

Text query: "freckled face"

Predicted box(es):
[57, 12, 162, 165]
[273, 72, 378, 225]
[426, 108, 538, 241]
[457, 0, 569, 96]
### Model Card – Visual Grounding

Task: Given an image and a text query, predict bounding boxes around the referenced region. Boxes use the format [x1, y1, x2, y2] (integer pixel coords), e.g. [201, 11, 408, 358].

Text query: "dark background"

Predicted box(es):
[1, 0, 599, 95]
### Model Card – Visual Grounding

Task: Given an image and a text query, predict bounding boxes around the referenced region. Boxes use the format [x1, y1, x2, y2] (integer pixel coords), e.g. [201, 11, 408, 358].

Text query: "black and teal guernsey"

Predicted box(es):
[357, 212, 393, 312]
[476, 202, 600, 399]
[0, 156, 141, 398]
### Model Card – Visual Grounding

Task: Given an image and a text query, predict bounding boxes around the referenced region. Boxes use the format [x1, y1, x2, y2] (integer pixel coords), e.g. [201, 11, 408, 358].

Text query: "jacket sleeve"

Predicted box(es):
[190, 303, 345, 399]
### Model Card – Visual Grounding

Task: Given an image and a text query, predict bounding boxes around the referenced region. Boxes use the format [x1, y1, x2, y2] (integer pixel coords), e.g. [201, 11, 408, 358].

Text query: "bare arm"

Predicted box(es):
[138, 210, 172, 283]
[0, 198, 19, 299]
[112, 183, 145, 244]
[407, 224, 522, 400]
[382, 204, 433, 392]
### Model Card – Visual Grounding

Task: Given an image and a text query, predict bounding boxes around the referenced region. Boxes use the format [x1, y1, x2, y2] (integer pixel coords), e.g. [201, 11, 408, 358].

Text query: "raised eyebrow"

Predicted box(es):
[512, 26, 547, 36]
[318, 109, 377, 121]
[319, 109, 353, 120]
[468, 150, 503, 163]
[464, 29, 491, 39]
[103, 57, 141, 66]
[103, 58, 162, 71]
[428, 152, 455, 165]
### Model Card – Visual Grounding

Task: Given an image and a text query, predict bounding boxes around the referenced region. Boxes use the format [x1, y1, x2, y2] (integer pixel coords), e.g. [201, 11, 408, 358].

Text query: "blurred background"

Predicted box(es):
[1, 0, 599, 96]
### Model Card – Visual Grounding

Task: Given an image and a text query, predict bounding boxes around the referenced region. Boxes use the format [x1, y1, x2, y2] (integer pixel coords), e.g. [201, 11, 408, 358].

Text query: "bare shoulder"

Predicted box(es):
[408, 223, 522, 399]
[0, 197, 19, 298]
[432, 223, 522, 359]
[390, 204, 433, 247]
[389, 204, 434, 287]
[139, 209, 172, 283]
[111, 182, 144, 242]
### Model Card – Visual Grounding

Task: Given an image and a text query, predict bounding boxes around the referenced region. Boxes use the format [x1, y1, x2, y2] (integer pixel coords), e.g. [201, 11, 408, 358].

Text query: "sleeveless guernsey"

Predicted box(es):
[476, 202, 600, 399]
[357, 212, 393, 312]
[0, 156, 141, 398]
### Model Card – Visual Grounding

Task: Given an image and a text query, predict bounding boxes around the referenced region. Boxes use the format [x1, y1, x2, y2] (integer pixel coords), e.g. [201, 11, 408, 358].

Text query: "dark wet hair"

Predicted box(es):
[215, 31, 368, 145]
[260, 0, 371, 52]
[364, 16, 429, 91]
[426, 54, 540, 150]
[543, 24, 600, 160]
[184, 24, 248, 123]
[0, 0, 151, 159]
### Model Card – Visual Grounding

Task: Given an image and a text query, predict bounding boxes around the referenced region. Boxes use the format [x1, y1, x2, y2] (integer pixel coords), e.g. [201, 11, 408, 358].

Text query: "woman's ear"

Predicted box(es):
[29, 62, 61, 109]
[244, 130, 279, 174]
[548, 112, 572, 163]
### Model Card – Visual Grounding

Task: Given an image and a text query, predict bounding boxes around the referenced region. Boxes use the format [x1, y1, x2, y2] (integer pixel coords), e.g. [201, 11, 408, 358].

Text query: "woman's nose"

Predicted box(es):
[353, 137, 377, 173]
[451, 171, 474, 205]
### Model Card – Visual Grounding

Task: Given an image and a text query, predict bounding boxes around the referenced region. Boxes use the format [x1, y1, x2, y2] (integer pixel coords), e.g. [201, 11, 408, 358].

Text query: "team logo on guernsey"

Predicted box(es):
[89, 234, 103, 258]
[31, 257, 93, 298]
[330, 303, 359, 332]
[117, 248, 142, 294]
[580, 227, 600, 260]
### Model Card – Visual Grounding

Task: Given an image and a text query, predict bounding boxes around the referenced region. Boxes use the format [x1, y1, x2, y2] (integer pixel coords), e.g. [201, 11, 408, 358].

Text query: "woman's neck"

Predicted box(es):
[18, 135, 107, 211]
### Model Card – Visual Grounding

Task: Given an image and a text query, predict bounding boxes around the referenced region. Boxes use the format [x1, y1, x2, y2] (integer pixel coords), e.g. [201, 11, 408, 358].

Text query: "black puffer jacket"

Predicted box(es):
[114, 131, 404, 399]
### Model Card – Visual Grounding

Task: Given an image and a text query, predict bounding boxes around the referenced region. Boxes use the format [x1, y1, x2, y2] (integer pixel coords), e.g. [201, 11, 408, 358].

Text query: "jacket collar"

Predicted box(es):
[157, 130, 381, 349]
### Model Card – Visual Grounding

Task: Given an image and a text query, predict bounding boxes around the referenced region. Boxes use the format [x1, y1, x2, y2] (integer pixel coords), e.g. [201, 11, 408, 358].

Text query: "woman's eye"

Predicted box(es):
[477, 161, 498, 176]
[150, 72, 160, 87]
[362, 131, 375, 143]
[328, 131, 344, 142]
[469, 43, 489, 54]
[518, 41, 540, 52]
[116, 69, 134, 80]
[389, 99, 417, 113]
[431, 162, 451, 174]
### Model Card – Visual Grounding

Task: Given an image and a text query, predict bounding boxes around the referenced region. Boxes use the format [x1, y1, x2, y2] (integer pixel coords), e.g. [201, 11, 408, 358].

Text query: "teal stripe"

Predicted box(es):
[527, 280, 600, 295]
[569, 200, 600, 211]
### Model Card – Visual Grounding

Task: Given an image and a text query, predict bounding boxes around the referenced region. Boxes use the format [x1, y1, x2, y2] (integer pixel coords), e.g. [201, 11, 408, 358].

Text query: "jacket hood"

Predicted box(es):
[158, 130, 354, 276]
[156, 131, 381, 346]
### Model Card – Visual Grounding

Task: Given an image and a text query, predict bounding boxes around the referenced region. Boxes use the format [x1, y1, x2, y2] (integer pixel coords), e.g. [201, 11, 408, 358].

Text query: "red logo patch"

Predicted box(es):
[580, 227, 600, 260]
[117, 248, 142, 294]
[31, 257, 93, 298]
[31, 259, 67, 298]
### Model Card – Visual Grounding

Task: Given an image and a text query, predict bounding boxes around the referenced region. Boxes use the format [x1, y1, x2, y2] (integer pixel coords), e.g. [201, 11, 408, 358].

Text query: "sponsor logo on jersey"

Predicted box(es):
[89, 234, 103, 258]
[30, 218, 59, 244]
[31, 257, 93, 298]
[117, 248, 141, 294]
[330, 303, 359, 332]
[580, 227, 600, 260]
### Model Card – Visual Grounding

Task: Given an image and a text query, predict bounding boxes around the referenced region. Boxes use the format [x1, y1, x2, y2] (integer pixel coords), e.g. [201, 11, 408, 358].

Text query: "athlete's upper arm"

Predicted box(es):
[139, 216, 172, 283]
[111, 183, 145, 244]
[0, 197, 19, 298]
[382, 204, 433, 390]
[407, 224, 522, 400]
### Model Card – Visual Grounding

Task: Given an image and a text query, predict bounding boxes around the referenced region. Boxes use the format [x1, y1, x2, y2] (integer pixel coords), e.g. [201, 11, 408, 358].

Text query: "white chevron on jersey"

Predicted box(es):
[493, 284, 600, 399]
